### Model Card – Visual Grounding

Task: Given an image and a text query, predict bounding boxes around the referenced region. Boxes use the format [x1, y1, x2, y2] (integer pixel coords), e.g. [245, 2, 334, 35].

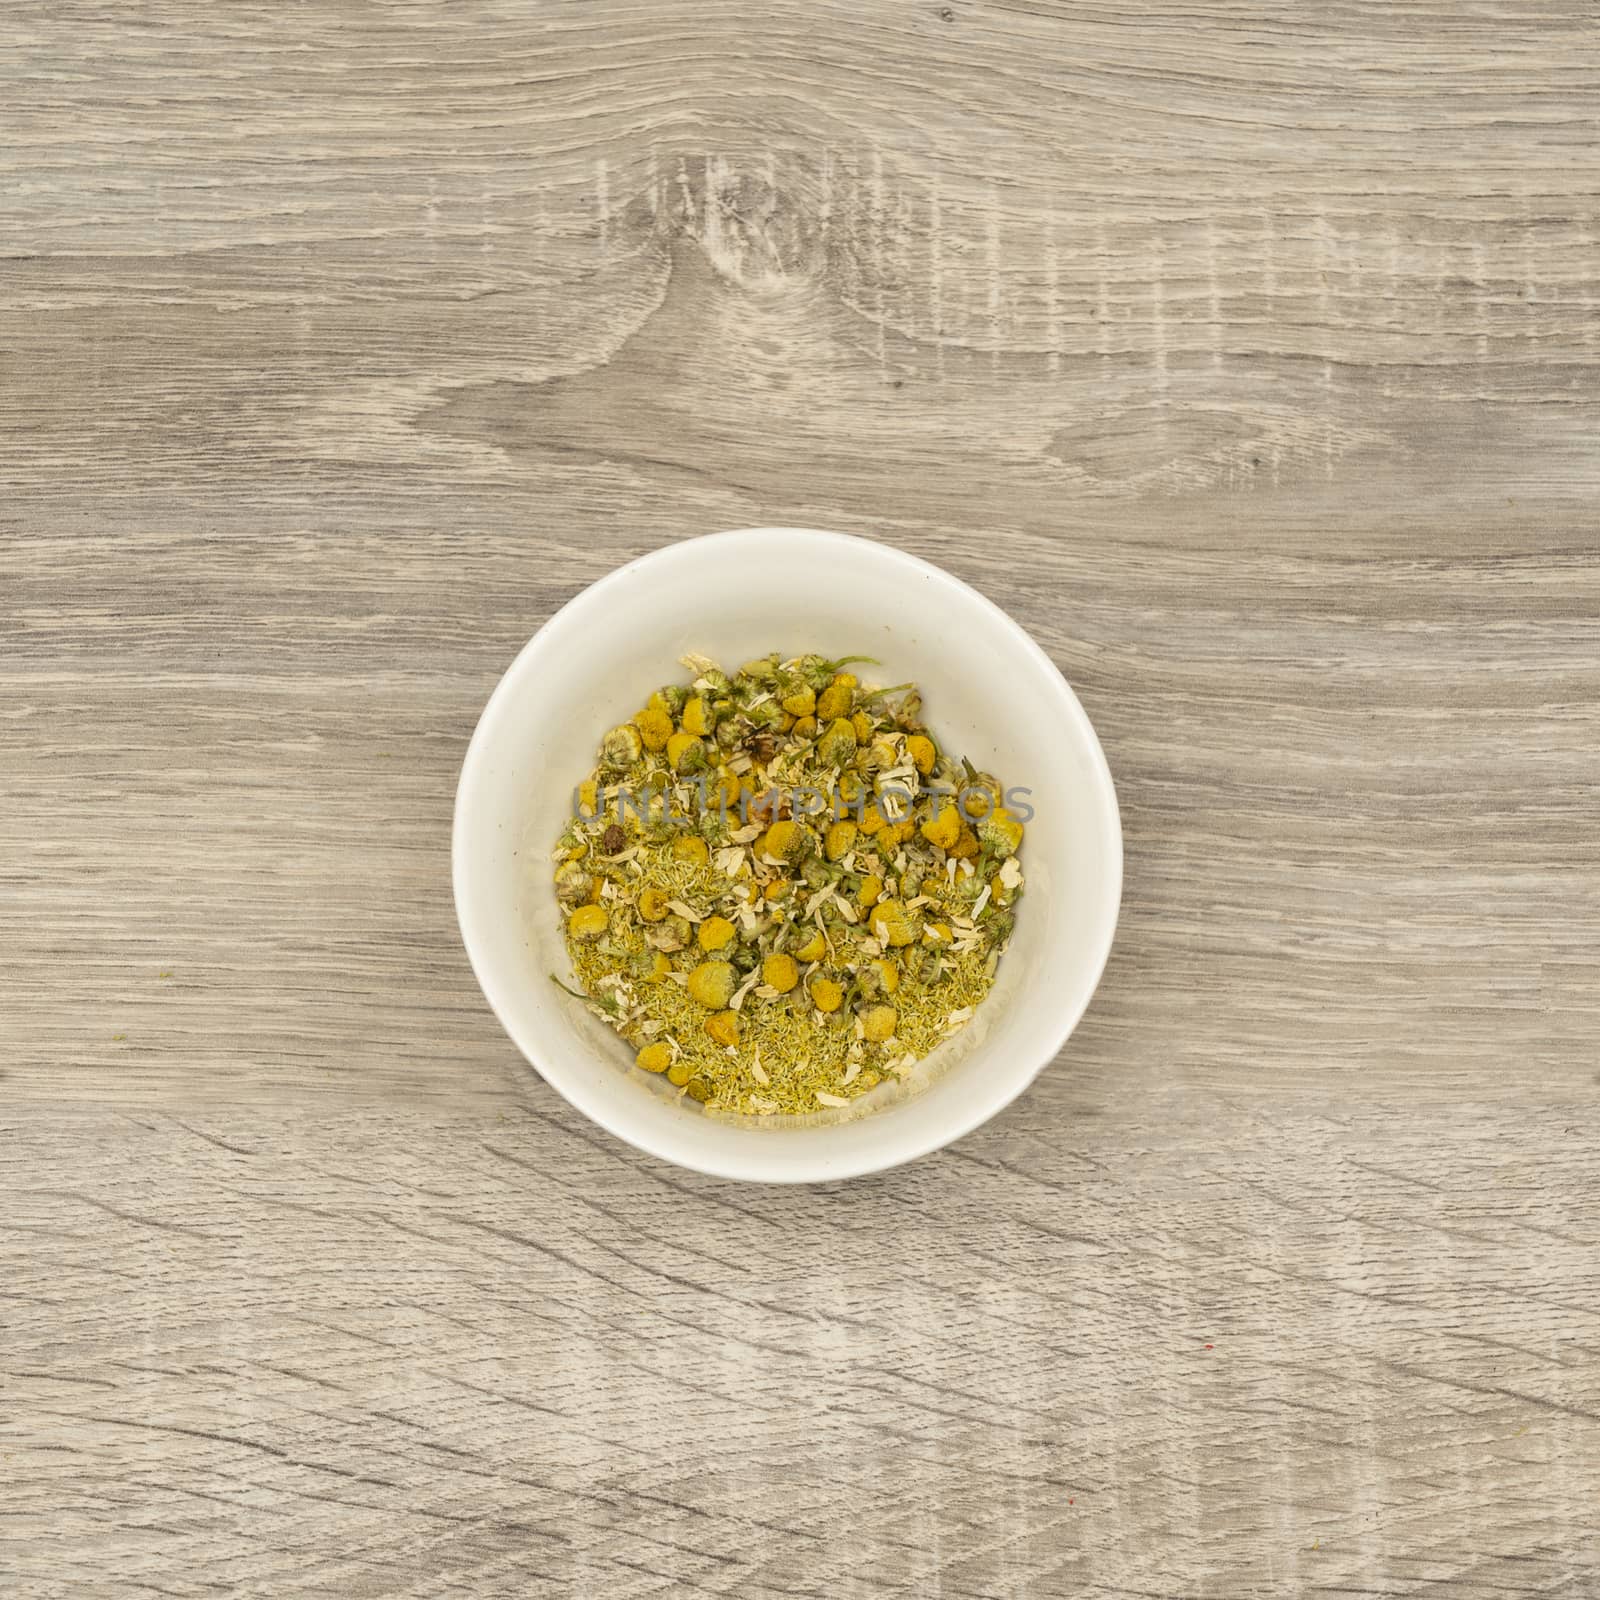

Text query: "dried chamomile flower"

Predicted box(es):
[601, 724, 642, 770]
[645, 914, 692, 953]
[816, 674, 855, 721]
[679, 696, 709, 735]
[906, 734, 937, 776]
[860, 1005, 898, 1043]
[859, 957, 899, 999]
[666, 732, 706, 774]
[760, 819, 815, 865]
[738, 655, 780, 684]
[762, 953, 800, 993]
[554, 862, 594, 904]
[920, 803, 961, 852]
[633, 705, 673, 751]
[779, 680, 816, 718]
[808, 973, 844, 1013]
[869, 899, 918, 948]
[687, 961, 736, 1009]
[705, 1010, 740, 1047]
[980, 809, 1024, 858]
[816, 718, 858, 768]
[636, 1042, 672, 1074]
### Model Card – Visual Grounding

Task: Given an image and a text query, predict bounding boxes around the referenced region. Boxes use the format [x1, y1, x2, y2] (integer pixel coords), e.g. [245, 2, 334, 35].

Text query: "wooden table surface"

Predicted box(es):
[5, 4, 1598, 1595]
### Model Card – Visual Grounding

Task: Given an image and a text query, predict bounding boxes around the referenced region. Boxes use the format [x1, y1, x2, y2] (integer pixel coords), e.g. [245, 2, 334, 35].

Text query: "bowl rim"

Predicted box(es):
[452, 526, 1122, 1182]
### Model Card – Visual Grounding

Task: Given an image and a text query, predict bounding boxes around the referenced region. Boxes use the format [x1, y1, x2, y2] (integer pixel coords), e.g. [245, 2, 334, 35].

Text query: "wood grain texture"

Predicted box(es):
[2, 1, 1597, 1595]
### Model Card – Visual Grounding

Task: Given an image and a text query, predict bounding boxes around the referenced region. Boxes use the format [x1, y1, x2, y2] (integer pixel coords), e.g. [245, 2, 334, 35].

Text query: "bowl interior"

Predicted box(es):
[454, 529, 1120, 1181]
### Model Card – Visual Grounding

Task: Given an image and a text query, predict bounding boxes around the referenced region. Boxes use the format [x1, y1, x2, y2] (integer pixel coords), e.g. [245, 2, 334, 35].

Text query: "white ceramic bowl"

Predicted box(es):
[453, 528, 1121, 1183]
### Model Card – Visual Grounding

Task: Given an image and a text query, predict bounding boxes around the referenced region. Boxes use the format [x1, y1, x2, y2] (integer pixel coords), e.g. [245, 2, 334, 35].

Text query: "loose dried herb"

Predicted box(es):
[551, 653, 1026, 1116]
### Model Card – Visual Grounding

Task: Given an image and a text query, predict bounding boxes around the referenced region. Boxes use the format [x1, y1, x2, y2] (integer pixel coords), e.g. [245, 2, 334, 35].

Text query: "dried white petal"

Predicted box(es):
[815, 1092, 851, 1108]
[729, 966, 763, 1012]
